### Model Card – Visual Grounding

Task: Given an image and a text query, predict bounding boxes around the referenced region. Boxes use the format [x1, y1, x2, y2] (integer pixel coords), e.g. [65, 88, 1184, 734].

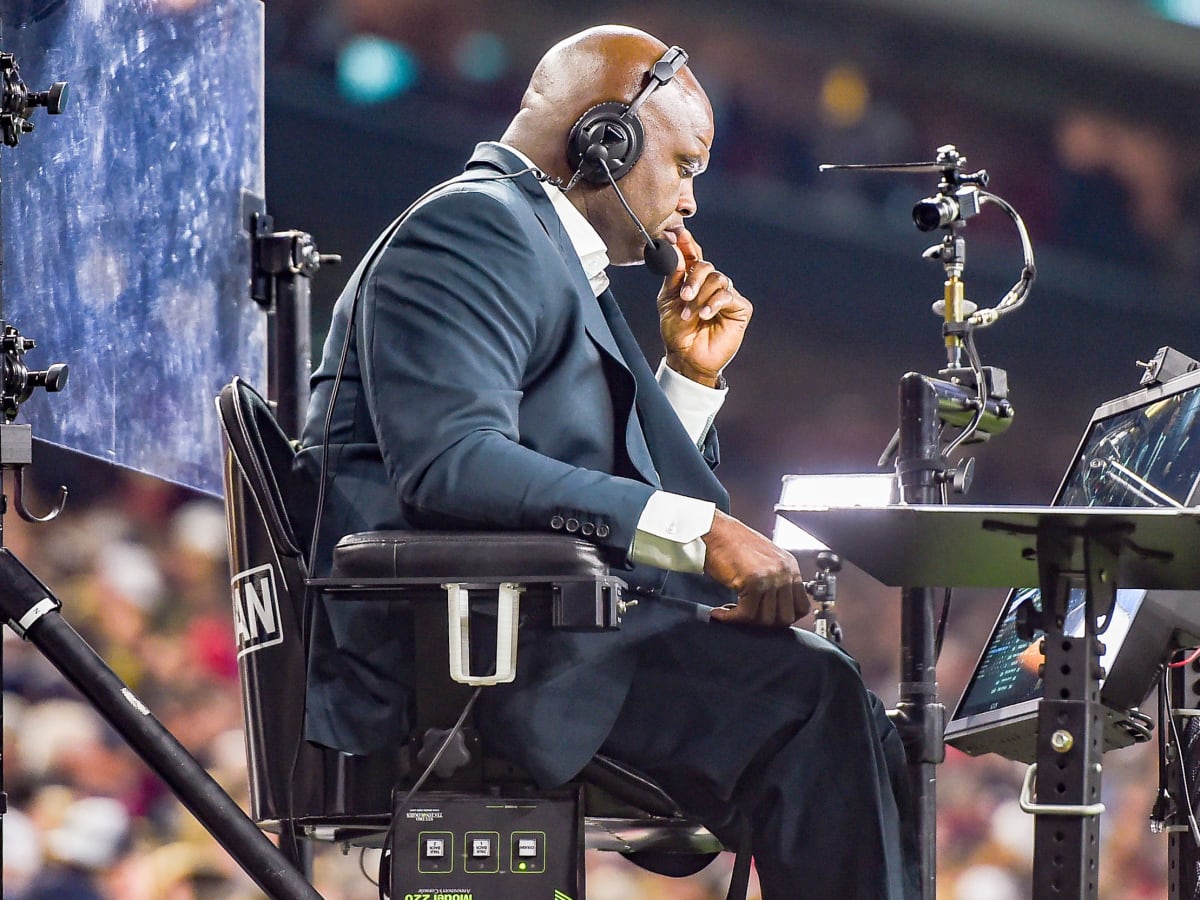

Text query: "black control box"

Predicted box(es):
[388, 789, 583, 900]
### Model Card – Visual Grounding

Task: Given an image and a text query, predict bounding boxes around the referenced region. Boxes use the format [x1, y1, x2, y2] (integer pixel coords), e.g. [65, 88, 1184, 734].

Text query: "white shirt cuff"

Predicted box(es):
[656, 358, 727, 448]
[630, 491, 716, 575]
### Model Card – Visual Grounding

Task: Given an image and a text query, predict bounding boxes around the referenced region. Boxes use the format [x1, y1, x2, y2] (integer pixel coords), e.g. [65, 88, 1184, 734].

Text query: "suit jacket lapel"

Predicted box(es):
[537, 214, 631, 374]
[596, 289, 730, 510]
[593, 290, 660, 488]
[465, 144, 726, 497]
[466, 143, 631, 372]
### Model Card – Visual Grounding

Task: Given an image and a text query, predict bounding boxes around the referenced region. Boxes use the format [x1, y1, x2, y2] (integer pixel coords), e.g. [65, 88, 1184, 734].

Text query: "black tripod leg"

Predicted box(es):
[0, 549, 322, 900]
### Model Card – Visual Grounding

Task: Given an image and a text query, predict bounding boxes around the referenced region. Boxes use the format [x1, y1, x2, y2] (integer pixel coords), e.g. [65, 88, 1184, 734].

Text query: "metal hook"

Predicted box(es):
[12, 466, 66, 522]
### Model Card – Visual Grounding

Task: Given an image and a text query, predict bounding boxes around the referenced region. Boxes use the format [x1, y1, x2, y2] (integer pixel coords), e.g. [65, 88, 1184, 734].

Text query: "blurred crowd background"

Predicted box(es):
[6, 0, 1200, 897]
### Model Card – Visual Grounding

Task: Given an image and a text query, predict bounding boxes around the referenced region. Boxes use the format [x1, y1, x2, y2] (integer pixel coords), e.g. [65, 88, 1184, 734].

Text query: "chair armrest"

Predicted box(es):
[314, 531, 630, 630]
[331, 530, 614, 578]
[310, 531, 630, 686]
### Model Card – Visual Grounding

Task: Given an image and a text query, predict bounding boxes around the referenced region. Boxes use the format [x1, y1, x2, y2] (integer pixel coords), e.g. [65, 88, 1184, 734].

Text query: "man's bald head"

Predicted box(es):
[501, 25, 710, 182]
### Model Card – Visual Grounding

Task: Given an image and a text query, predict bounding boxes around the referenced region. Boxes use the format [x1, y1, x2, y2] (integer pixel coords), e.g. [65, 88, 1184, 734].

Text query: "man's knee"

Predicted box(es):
[790, 628, 868, 696]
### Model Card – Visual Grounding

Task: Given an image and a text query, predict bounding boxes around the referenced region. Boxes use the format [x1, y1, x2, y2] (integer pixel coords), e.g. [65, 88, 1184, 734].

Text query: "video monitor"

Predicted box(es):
[945, 365, 1200, 762]
[1, 0, 267, 496]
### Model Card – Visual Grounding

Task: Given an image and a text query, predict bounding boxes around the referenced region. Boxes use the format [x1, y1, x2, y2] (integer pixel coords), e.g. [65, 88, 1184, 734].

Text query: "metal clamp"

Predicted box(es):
[444, 582, 521, 686]
[10, 596, 58, 639]
[1018, 764, 1106, 817]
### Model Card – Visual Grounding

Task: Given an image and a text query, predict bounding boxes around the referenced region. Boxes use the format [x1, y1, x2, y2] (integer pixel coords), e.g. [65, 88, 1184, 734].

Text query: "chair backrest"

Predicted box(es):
[218, 378, 400, 829]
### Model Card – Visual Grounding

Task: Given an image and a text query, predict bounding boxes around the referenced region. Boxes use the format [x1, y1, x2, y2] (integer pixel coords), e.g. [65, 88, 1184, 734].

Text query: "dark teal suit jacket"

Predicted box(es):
[296, 143, 735, 785]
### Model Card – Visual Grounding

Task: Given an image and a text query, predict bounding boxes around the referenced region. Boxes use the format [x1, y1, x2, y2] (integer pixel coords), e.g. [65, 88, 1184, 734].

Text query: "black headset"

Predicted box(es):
[566, 45, 689, 185]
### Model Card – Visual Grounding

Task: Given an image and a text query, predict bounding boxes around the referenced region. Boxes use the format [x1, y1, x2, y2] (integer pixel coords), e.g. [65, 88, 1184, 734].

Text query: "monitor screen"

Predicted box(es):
[1059, 383, 1200, 509]
[948, 370, 1200, 753]
[954, 586, 1144, 719]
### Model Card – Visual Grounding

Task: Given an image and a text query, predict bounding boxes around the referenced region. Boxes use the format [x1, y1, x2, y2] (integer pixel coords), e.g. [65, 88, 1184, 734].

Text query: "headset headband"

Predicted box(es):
[626, 46, 689, 119]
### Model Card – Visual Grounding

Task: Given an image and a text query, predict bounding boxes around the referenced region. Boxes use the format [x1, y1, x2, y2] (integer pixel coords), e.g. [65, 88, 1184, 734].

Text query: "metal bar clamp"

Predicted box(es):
[1018, 764, 1106, 817]
[444, 582, 521, 686]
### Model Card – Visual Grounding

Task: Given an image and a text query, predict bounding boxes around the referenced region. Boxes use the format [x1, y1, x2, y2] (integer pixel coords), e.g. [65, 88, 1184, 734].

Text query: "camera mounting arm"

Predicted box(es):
[911, 145, 989, 370]
[820, 142, 1037, 895]
[250, 212, 340, 439]
[822, 143, 1032, 455]
[819, 142, 1034, 343]
[0, 52, 67, 148]
[0, 46, 70, 518]
[0, 322, 68, 523]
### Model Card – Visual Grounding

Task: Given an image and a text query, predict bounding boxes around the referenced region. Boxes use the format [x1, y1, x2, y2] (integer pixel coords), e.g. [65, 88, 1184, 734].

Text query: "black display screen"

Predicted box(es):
[1060, 387, 1200, 509]
[955, 586, 1144, 717]
[952, 382, 1200, 720]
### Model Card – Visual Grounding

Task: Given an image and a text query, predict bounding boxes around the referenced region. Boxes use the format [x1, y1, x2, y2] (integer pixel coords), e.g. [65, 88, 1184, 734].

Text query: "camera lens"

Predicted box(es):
[913, 195, 959, 231]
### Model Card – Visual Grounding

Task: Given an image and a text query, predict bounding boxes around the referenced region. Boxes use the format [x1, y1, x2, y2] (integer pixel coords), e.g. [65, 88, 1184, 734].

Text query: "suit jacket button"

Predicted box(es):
[550, 515, 565, 530]
[596, 524, 610, 538]
[565, 518, 580, 533]
[580, 522, 595, 536]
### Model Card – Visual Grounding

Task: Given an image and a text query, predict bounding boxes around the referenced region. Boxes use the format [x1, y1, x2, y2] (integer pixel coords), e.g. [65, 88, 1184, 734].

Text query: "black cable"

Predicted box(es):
[1167, 672, 1200, 846]
[1150, 671, 1174, 830]
[378, 687, 484, 891]
[934, 587, 952, 662]
[283, 712, 306, 865]
[973, 191, 1037, 327]
[930, 325, 992, 659]
[942, 327, 987, 457]
[359, 845, 379, 888]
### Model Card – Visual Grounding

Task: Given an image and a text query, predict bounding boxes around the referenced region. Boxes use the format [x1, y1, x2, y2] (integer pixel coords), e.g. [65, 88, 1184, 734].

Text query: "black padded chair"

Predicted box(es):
[216, 377, 728, 893]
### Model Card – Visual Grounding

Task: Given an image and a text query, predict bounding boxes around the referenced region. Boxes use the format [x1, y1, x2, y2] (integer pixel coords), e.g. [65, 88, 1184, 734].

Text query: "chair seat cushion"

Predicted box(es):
[332, 531, 614, 580]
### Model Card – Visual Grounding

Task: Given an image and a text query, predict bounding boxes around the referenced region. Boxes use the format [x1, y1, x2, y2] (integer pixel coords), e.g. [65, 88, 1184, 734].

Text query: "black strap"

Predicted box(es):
[724, 817, 752, 900]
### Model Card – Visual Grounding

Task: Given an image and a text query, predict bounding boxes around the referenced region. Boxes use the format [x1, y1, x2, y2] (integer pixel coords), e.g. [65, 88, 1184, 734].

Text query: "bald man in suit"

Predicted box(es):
[298, 25, 917, 898]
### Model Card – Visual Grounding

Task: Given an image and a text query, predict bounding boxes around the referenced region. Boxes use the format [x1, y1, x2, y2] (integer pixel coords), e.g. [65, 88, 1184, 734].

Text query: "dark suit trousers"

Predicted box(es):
[598, 600, 919, 899]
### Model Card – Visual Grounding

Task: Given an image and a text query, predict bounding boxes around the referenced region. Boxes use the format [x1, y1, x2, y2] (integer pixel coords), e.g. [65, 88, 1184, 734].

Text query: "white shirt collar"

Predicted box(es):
[497, 143, 610, 296]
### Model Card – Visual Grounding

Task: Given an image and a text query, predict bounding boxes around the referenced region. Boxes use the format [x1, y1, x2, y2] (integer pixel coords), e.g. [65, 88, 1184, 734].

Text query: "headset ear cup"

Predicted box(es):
[567, 101, 645, 185]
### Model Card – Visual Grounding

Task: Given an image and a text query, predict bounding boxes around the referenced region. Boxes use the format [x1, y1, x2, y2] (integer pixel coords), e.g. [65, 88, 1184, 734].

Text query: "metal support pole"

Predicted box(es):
[1028, 526, 1106, 899]
[0, 549, 322, 900]
[268, 268, 311, 440]
[251, 213, 337, 440]
[894, 372, 945, 900]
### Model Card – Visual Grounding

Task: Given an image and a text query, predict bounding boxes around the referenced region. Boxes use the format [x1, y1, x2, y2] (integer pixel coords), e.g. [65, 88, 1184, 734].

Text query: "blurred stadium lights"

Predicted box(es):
[819, 64, 871, 128]
[452, 30, 510, 82]
[1148, 0, 1200, 26]
[336, 35, 419, 104]
[828, 0, 1200, 82]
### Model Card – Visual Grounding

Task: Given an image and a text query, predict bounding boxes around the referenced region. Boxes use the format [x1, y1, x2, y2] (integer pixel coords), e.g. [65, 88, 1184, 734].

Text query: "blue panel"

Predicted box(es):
[1, 0, 266, 495]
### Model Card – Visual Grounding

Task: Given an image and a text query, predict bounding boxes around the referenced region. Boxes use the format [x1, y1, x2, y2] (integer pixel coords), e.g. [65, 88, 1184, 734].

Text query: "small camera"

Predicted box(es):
[913, 186, 982, 232]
